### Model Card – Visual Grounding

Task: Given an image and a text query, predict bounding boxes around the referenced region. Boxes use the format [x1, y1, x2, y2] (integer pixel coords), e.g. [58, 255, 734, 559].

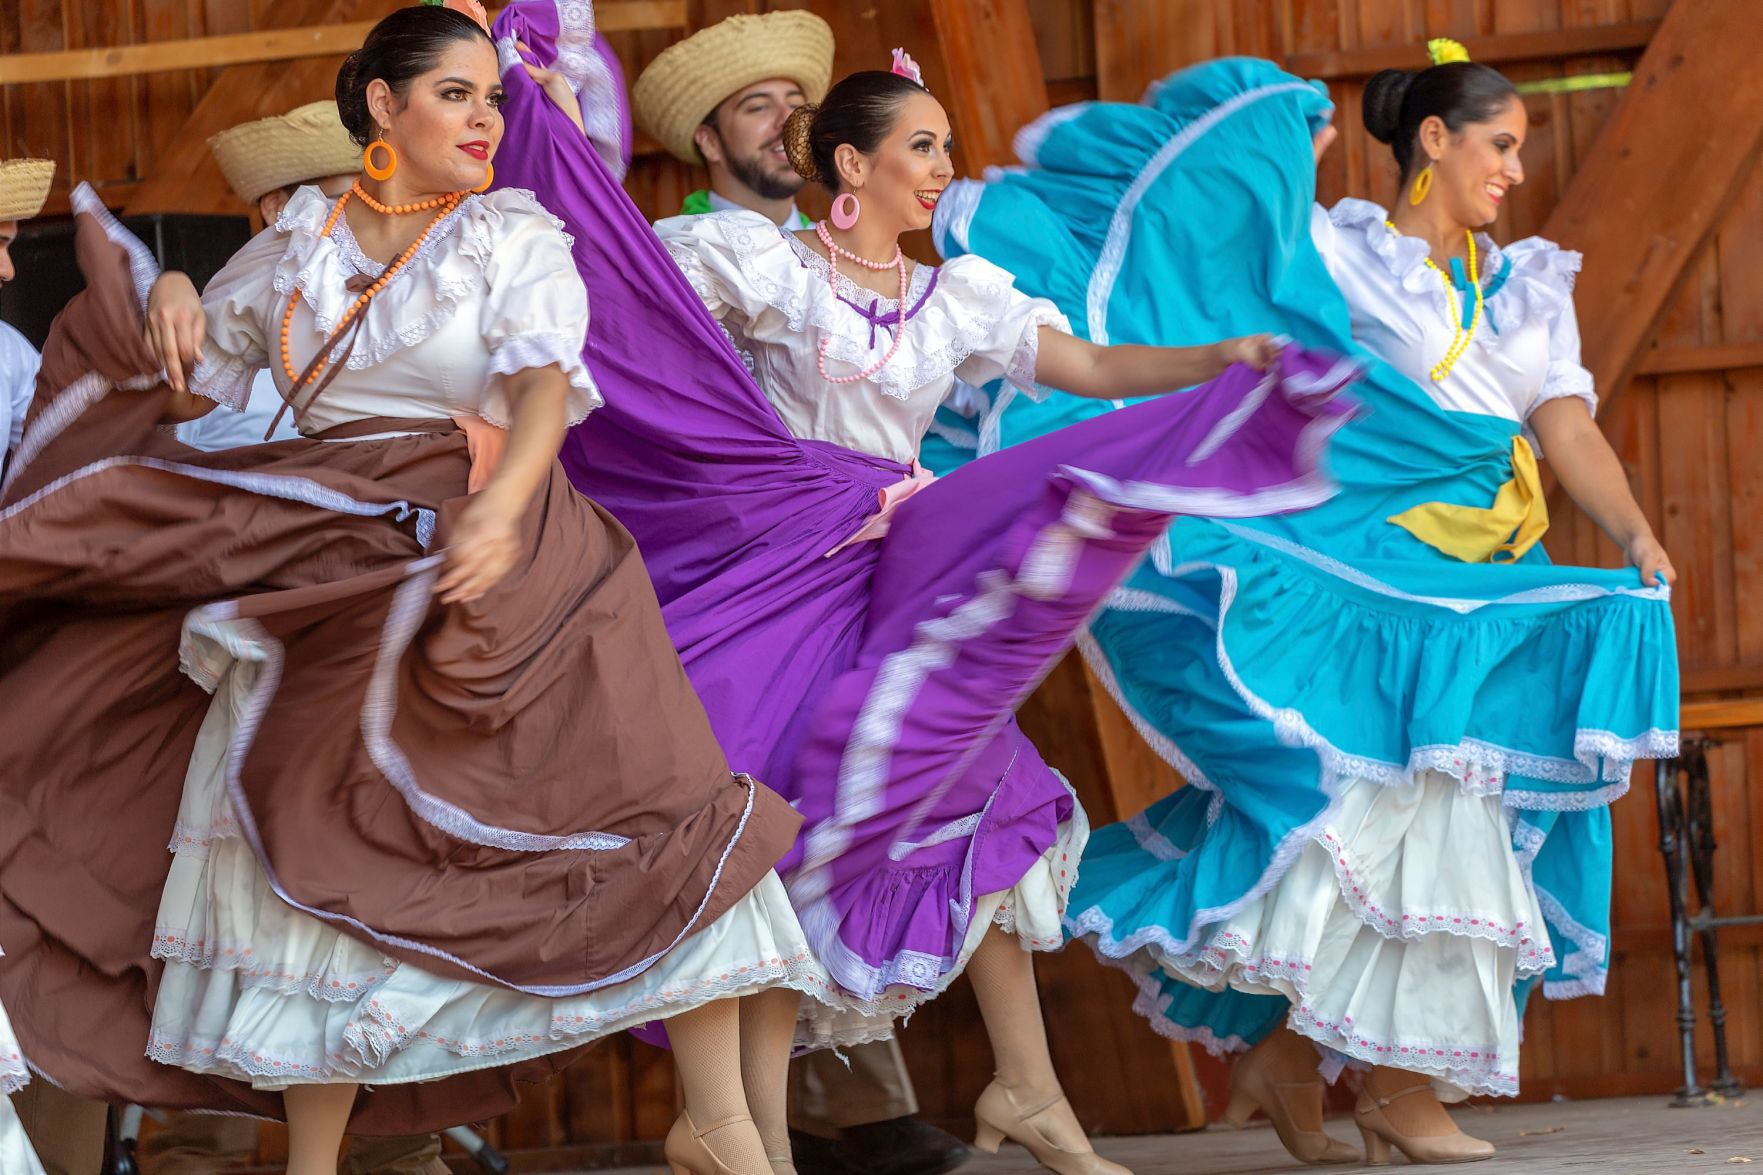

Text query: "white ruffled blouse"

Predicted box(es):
[191, 186, 599, 435]
[657, 209, 1070, 464]
[1311, 198, 1596, 427]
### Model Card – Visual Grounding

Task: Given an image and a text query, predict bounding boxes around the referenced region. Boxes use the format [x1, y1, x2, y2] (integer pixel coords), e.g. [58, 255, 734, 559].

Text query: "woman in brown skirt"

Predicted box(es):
[0, 5, 829, 1172]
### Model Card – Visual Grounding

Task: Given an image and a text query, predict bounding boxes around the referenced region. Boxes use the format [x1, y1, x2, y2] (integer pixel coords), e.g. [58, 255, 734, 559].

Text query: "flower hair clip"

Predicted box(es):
[890, 47, 926, 89]
[1427, 37, 1470, 66]
[420, 0, 491, 36]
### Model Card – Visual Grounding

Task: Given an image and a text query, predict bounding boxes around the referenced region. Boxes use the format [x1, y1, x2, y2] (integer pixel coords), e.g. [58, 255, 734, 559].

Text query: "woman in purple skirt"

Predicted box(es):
[491, 6, 1357, 1172]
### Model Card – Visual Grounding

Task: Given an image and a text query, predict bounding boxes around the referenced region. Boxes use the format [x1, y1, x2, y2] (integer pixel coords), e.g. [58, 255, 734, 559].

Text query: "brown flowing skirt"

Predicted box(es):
[0, 193, 800, 1132]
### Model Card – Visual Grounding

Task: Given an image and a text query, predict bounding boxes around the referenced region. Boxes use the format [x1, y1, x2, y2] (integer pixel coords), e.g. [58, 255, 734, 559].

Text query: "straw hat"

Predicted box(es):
[208, 101, 360, 206]
[0, 159, 54, 222]
[634, 11, 834, 164]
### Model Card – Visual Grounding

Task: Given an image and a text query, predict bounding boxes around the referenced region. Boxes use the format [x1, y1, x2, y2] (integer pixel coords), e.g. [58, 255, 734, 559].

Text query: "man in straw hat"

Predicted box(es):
[634, 23, 969, 1175]
[0, 156, 52, 471]
[632, 9, 831, 229]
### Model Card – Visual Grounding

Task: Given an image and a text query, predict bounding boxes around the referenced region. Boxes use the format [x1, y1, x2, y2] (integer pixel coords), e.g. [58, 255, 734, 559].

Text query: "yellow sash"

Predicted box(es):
[1388, 435, 1549, 563]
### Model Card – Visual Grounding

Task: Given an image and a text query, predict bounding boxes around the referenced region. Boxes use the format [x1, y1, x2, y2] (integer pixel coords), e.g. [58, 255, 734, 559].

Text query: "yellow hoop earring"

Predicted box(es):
[471, 161, 494, 193]
[363, 139, 397, 182]
[1408, 163, 1434, 206]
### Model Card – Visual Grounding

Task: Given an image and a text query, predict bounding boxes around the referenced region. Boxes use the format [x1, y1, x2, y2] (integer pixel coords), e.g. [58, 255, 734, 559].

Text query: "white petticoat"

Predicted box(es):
[148, 654, 836, 1089]
[0, 950, 47, 1175]
[1162, 770, 1550, 1098]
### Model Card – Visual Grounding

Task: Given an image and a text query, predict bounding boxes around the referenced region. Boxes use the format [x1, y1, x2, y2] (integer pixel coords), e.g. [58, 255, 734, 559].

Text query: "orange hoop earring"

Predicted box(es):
[471, 162, 494, 193]
[363, 139, 397, 182]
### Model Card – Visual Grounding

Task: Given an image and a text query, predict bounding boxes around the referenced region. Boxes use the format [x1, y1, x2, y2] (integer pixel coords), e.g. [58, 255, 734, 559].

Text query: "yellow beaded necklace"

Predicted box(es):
[1385, 220, 1483, 382]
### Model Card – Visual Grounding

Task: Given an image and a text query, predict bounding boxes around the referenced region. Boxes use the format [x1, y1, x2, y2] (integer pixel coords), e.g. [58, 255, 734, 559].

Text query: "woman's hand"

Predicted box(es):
[436, 491, 524, 604]
[145, 272, 205, 392]
[1313, 121, 1339, 166]
[1210, 334, 1283, 374]
[1626, 533, 1676, 587]
[518, 41, 584, 135]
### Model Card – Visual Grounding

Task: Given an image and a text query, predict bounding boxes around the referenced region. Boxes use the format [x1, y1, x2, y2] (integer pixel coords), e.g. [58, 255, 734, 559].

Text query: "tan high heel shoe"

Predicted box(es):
[1222, 1044, 1360, 1165]
[1354, 1085, 1496, 1165]
[664, 1110, 764, 1175]
[972, 1080, 1134, 1175]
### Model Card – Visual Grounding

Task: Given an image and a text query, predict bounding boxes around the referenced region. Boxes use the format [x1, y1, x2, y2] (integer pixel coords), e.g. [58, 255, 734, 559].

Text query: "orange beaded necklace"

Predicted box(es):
[277, 182, 465, 392]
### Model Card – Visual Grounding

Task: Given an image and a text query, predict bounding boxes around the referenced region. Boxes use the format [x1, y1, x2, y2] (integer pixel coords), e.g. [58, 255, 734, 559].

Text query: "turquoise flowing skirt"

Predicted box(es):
[926, 58, 1677, 1055]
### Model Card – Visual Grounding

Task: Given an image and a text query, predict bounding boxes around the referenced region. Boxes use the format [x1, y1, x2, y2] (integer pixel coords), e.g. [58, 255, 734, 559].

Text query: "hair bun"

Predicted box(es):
[781, 103, 821, 183]
[335, 50, 374, 145]
[1362, 68, 1416, 144]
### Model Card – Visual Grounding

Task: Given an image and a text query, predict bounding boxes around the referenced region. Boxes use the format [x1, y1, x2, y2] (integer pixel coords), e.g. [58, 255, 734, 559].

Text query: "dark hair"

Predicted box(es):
[1362, 61, 1519, 177]
[781, 71, 929, 192]
[335, 6, 493, 147]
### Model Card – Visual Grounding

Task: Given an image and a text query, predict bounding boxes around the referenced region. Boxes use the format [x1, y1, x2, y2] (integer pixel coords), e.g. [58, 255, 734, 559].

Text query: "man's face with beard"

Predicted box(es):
[695, 77, 808, 203]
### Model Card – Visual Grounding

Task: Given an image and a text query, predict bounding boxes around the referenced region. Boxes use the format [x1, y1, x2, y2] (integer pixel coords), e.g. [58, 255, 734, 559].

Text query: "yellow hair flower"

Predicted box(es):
[1428, 37, 1471, 66]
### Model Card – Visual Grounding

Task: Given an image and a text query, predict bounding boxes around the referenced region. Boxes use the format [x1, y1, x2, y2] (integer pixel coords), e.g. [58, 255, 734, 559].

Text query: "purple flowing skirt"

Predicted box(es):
[492, 0, 1357, 1034]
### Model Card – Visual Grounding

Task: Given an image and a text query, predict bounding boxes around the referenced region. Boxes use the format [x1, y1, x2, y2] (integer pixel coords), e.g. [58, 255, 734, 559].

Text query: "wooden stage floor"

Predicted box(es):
[547, 1094, 1760, 1175]
[953, 1094, 1759, 1175]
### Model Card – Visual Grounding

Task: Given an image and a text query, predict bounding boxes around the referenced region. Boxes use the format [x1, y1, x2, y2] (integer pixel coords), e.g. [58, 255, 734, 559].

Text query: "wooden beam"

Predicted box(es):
[1637, 340, 1763, 377]
[926, 0, 1049, 172]
[1284, 21, 1659, 81]
[0, 24, 374, 84]
[122, 0, 388, 219]
[1681, 697, 1763, 732]
[591, 0, 687, 32]
[1683, 662, 1763, 695]
[1542, 0, 1763, 419]
[0, 3, 684, 86]
[38, 181, 142, 217]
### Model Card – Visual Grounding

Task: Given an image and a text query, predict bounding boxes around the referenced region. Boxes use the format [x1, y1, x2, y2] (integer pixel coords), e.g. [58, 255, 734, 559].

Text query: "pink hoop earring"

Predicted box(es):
[830, 192, 861, 231]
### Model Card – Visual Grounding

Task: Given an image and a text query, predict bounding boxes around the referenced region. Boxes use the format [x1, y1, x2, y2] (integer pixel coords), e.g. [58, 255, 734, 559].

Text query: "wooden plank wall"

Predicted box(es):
[10, 0, 1759, 1162]
[0, 0, 368, 216]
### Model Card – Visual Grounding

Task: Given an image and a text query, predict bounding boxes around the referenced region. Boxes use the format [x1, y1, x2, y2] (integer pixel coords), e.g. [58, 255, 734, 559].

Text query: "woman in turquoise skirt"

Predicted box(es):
[929, 49, 1677, 1166]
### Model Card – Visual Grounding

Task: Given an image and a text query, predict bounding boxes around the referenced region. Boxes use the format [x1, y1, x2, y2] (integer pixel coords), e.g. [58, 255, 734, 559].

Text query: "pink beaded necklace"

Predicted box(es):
[814, 219, 910, 384]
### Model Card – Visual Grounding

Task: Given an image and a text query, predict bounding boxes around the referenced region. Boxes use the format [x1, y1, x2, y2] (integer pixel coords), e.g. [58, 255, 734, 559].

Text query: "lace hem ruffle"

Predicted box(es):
[1102, 563, 1678, 809]
[1287, 1004, 1518, 1098]
[1313, 828, 1553, 961]
[484, 330, 603, 424]
[151, 933, 397, 1003]
[147, 947, 832, 1085]
[1003, 307, 1067, 399]
[187, 353, 255, 413]
[1535, 358, 1597, 419]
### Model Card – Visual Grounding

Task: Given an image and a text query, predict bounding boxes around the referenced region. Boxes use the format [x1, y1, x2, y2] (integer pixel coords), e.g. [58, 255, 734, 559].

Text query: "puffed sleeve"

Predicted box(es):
[942, 254, 1072, 398]
[1534, 293, 1597, 418]
[476, 192, 601, 427]
[188, 223, 291, 412]
[653, 209, 807, 337]
[1504, 237, 1597, 420]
